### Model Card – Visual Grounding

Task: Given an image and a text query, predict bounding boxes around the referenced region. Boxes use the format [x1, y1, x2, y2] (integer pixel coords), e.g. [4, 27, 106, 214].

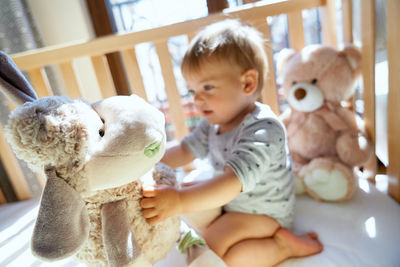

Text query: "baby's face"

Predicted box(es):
[183, 59, 256, 134]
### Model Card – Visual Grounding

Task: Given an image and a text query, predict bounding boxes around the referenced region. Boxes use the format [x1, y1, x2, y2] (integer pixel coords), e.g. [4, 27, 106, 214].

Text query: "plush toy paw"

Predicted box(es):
[152, 162, 177, 187]
[336, 132, 372, 167]
[299, 158, 356, 202]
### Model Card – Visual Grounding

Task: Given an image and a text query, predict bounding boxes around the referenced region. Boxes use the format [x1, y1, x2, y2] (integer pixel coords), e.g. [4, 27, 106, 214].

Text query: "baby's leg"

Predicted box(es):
[203, 212, 322, 267]
[203, 212, 280, 258]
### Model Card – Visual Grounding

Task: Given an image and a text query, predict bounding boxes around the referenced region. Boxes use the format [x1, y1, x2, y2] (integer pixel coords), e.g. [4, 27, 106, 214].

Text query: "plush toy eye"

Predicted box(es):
[311, 78, 318, 84]
[99, 129, 105, 137]
[292, 81, 297, 86]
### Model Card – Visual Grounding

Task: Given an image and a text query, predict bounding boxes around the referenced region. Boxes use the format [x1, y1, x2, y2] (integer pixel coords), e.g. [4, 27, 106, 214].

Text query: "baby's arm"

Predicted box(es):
[140, 167, 241, 225]
[161, 142, 195, 168]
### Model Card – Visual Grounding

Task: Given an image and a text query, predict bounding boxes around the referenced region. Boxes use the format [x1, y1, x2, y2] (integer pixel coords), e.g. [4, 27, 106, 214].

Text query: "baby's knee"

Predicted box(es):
[203, 228, 227, 258]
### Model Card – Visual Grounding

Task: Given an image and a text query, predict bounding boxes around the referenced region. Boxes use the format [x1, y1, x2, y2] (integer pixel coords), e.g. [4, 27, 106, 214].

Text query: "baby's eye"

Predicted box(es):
[204, 85, 214, 91]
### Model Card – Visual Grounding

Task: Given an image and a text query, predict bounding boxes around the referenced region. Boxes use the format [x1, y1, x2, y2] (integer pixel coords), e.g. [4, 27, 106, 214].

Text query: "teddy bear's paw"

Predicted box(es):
[294, 175, 306, 195]
[303, 167, 351, 201]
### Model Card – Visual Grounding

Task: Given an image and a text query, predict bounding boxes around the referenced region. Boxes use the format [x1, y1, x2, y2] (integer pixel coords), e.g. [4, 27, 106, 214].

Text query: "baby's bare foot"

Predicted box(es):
[275, 229, 323, 258]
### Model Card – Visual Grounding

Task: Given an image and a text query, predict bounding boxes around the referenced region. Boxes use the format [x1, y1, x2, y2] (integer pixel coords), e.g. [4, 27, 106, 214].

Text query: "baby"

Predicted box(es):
[141, 19, 323, 266]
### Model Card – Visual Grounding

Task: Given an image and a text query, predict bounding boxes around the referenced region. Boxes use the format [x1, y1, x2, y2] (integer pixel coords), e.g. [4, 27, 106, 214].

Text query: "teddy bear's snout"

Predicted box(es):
[294, 88, 307, 100]
[288, 83, 324, 112]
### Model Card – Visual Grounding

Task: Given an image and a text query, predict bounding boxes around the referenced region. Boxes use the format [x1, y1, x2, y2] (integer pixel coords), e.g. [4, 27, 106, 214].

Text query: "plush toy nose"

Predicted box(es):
[144, 141, 162, 158]
[294, 88, 307, 100]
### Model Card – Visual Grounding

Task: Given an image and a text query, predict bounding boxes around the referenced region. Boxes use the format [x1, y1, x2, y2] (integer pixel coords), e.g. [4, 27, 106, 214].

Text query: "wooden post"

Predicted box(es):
[28, 68, 53, 97]
[120, 48, 148, 101]
[287, 10, 305, 51]
[320, 0, 338, 47]
[387, 0, 400, 202]
[361, 0, 377, 180]
[59, 61, 83, 99]
[254, 19, 280, 115]
[91, 55, 117, 98]
[154, 41, 189, 141]
[86, 0, 130, 95]
[206, 0, 228, 13]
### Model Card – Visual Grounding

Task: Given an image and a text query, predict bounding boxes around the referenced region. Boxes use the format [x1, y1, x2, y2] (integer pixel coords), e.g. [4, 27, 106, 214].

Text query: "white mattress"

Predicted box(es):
[1, 178, 399, 267]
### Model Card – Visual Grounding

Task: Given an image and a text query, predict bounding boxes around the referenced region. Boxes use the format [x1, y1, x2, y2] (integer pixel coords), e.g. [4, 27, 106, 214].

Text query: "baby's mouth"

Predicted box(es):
[202, 110, 213, 116]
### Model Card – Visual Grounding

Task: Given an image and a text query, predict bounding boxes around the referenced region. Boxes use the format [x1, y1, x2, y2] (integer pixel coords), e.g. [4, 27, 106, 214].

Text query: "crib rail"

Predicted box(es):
[0, 0, 399, 203]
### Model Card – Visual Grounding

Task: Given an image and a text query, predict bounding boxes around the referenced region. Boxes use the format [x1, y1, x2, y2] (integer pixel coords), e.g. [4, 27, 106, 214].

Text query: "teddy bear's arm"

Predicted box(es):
[279, 108, 292, 128]
[335, 107, 372, 166]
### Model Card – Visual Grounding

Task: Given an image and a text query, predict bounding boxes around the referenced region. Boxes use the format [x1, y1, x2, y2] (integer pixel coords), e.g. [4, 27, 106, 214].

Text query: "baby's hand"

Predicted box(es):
[140, 184, 182, 225]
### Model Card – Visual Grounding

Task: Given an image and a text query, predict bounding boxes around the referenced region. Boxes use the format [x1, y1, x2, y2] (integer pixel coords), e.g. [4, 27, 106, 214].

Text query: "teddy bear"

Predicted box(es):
[277, 44, 372, 202]
[0, 51, 180, 266]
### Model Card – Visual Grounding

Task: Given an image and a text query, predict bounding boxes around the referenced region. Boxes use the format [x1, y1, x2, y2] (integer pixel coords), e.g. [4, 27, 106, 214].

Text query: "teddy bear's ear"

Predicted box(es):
[276, 48, 297, 76]
[339, 44, 362, 77]
[0, 51, 38, 106]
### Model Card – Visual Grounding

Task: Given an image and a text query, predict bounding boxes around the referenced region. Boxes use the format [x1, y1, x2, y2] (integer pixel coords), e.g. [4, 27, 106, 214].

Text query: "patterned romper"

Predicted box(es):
[182, 102, 295, 228]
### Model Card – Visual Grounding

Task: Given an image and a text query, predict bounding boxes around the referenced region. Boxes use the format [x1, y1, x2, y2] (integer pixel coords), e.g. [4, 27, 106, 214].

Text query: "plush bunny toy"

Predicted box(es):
[277, 44, 372, 202]
[0, 51, 180, 267]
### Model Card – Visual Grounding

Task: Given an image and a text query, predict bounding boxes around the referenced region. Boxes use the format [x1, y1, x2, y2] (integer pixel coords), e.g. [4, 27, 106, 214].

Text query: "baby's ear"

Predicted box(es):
[241, 69, 259, 95]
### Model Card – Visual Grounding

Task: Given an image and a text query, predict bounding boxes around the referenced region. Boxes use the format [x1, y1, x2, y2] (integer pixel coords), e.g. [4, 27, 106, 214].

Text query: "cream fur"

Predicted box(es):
[5, 94, 180, 266]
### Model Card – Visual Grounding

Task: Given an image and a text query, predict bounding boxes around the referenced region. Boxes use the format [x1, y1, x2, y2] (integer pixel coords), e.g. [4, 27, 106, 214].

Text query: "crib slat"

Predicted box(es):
[28, 68, 53, 97]
[59, 61, 83, 99]
[320, 0, 337, 47]
[187, 32, 196, 43]
[0, 125, 31, 201]
[0, 187, 6, 204]
[361, 0, 377, 179]
[154, 41, 188, 140]
[11, 0, 326, 71]
[287, 11, 305, 51]
[254, 19, 280, 116]
[387, 0, 400, 202]
[341, 0, 353, 44]
[91, 55, 117, 98]
[120, 48, 148, 101]
[341, 0, 355, 110]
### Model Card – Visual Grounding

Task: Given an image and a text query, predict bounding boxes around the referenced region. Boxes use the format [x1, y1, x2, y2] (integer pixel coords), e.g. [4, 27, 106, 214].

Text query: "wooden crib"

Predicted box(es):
[0, 0, 399, 205]
[1, 1, 400, 266]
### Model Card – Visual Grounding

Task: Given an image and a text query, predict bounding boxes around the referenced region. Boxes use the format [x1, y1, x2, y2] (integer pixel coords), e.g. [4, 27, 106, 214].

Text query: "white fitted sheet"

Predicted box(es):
[1, 177, 399, 267]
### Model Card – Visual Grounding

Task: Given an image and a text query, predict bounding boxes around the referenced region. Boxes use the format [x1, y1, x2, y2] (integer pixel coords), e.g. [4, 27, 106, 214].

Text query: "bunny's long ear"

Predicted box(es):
[0, 51, 38, 106]
[31, 167, 89, 261]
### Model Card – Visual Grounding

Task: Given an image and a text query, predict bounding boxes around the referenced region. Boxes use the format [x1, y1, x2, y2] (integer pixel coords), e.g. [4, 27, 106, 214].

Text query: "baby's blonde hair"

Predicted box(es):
[181, 19, 268, 94]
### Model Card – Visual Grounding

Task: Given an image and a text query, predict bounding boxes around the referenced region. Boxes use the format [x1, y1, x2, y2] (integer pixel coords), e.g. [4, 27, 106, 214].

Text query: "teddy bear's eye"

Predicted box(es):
[311, 78, 318, 84]
[292, 81, 297, 85]
[99, 129, 105, 137]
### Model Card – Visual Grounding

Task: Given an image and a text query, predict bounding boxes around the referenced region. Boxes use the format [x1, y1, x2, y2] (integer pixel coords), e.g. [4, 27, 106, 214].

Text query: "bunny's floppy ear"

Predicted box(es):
[0, 51, 38, 106]
[31, 167, 90, 261]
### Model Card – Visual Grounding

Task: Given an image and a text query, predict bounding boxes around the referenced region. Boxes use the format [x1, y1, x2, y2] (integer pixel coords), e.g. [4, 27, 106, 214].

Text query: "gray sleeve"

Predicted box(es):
[226, 119, 286, 192]
[182, 119, 210, 159]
